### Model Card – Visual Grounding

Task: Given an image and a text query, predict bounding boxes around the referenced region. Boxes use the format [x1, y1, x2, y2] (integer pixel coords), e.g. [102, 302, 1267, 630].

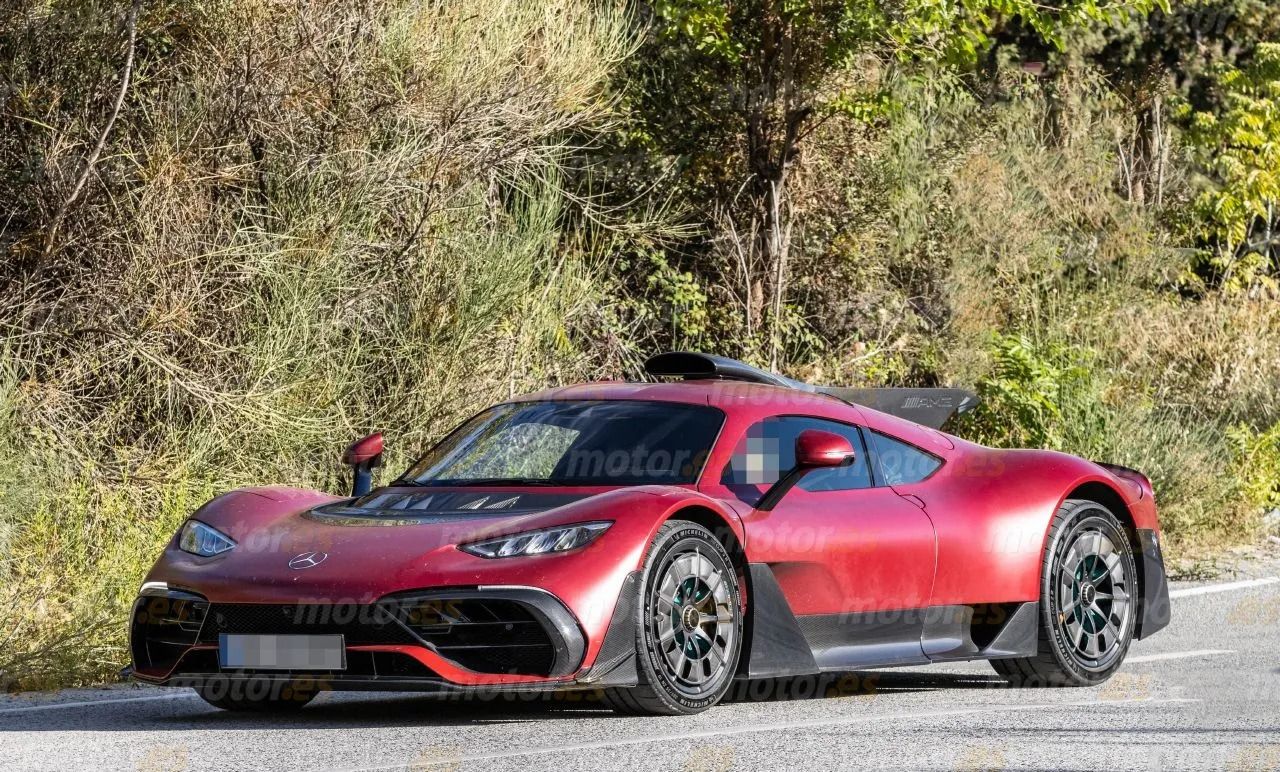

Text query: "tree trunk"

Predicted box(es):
[763, 176, 789, 369]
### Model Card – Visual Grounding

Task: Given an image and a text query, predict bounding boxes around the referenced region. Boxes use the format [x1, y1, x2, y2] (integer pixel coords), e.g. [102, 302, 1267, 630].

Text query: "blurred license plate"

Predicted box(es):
[219, 634, 346, 670]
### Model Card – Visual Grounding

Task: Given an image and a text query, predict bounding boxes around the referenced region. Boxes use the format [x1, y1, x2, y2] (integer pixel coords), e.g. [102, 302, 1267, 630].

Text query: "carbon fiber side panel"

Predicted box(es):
[576, 572, 640, 686]
[740, 564, 819, 678]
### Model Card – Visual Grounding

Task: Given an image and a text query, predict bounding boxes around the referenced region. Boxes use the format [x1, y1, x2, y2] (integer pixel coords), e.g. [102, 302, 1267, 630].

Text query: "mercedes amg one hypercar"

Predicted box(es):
[129, 352, 1171, 714]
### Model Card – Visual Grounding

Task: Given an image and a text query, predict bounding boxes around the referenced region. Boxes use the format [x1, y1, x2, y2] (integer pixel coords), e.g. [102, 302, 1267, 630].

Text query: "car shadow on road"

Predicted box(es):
[724, 669, 1011, 704]
[0, 670, 1011, 732]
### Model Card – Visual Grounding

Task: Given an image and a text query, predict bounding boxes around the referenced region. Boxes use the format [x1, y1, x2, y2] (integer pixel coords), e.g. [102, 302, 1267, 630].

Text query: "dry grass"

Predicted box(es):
[0, 0, 638, 690]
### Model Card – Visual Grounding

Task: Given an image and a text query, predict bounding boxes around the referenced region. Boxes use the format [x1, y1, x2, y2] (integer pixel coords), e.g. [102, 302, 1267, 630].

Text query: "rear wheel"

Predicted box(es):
[195, 678, 317, 711]
[991, 499, 1138, 687]
[604, 520, 743, 715]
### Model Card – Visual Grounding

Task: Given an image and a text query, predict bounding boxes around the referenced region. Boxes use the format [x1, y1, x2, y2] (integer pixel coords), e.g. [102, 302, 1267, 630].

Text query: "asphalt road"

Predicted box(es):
[3, 568, 1279, 771]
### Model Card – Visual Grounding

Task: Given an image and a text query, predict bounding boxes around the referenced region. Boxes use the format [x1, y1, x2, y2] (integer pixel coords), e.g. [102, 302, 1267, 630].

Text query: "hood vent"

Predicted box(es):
[306, 490, 589, 525]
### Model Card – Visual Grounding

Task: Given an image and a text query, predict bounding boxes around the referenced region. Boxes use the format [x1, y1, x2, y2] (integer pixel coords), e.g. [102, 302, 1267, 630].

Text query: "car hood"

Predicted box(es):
[161, 485, 673, 602]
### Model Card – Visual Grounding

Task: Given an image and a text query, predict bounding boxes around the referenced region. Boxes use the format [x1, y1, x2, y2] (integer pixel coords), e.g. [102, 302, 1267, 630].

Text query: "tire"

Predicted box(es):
[194, 677, 318, 711]
[992, 499, 1138, 687]
[603, 519, 743, 715]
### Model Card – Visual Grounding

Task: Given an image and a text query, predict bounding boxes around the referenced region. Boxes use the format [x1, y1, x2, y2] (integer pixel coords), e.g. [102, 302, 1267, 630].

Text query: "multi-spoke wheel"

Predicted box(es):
[604, 519, 742, 715]
[1056, 526, 1133, 668]
[652, 545, 738, 692]
[991, 499, 1138, 687]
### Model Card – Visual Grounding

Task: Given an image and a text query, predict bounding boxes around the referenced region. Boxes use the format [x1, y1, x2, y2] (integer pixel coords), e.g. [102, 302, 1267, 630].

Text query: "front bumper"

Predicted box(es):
[129, 579, 640, 692]
[131, 586, 585, 689]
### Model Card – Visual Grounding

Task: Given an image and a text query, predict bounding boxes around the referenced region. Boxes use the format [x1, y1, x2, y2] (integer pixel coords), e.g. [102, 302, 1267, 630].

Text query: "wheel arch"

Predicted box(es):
[1047, 480, 1145, 607]
[664, 504, 747, 575]
[1063, 481, 1136, 534]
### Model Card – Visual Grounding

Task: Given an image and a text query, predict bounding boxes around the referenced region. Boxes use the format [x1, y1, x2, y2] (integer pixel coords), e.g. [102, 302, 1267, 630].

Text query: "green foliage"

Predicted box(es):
[960, 334, 1091, 449]
[643, 251, 714, 348]
[1177, 43, 1280, 290]
[655, 0, 1166, 69]
[1228, 422, 1280, 513]
[888, 0, 1168, 64]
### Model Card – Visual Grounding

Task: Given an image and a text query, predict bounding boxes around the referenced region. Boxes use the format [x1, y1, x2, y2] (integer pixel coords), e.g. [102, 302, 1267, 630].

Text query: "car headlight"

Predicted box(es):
[460, 521, 611, 558]
[178, 520, 236, 557]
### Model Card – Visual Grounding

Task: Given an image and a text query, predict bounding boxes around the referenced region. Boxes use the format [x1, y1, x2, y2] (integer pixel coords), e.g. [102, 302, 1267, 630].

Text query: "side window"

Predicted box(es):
[868, 431, 942, 485]
[721, 417, 872, 492]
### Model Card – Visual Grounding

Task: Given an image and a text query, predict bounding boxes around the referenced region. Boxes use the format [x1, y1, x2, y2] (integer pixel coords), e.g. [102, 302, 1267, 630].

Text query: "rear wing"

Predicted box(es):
[644, 352, 979, 430]
[816, 387, 978, 430]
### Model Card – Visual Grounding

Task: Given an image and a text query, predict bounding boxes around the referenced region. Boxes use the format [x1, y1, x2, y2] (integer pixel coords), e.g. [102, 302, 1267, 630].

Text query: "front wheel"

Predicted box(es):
[604, 520, 743, 715]
[992, 499, 1138, 687]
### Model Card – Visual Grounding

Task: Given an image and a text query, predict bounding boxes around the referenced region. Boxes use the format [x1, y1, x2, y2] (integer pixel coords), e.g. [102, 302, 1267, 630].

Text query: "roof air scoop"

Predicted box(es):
[643, 352, 813, 391]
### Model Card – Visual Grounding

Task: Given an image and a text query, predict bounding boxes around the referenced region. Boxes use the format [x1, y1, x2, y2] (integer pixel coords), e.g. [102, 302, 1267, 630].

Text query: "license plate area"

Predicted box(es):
[219, 634, 346, 671]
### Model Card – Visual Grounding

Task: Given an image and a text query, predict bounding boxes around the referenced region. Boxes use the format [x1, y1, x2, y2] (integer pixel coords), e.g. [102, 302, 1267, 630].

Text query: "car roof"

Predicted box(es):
[512, 380, 958, 455]
[513, 380, 855, 414]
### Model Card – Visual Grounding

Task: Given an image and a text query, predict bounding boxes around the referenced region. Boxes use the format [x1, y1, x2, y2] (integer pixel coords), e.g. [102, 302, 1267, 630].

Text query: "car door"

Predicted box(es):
[710, 415, 938, 669]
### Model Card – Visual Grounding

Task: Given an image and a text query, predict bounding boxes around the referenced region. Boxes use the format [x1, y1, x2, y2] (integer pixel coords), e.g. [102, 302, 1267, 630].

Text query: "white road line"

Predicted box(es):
[343, 697, 1198, 771]
[1126, 649, 1235, 664]
[0, 691, 199, 715]
[1169, 576, 1279, 599]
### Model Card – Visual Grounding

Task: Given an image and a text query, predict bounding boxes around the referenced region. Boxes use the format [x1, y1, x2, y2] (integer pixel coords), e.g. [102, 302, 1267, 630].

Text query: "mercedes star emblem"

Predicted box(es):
[288, 551, 328, 570]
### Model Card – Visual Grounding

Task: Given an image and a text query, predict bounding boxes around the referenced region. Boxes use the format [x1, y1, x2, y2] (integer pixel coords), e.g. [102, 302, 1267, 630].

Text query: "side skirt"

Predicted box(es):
[739, 564, 1038, 678]
[921, 602, 1038, 662]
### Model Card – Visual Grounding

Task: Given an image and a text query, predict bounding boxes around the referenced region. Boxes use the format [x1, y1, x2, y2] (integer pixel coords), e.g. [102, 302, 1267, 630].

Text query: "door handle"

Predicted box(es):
[898, 493, 926, 509]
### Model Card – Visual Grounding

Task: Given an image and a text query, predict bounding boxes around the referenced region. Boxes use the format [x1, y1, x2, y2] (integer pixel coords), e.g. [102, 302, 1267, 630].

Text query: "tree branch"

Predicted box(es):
[39, 0, 142, 263]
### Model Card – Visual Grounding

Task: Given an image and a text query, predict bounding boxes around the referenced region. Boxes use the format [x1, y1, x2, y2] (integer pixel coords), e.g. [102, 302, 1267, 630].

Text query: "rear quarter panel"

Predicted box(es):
[890, 440, 1157, 606]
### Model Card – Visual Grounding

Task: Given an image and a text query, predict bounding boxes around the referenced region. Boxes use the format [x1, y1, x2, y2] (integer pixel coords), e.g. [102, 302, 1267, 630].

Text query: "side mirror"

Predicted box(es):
[342, 432, 384, 497]
[757, 430, 856, 511]
[794, 429, 857, 468]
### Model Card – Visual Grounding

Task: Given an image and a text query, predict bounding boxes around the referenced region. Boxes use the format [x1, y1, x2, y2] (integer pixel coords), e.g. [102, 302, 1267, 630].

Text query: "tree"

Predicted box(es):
[1074, 0, 1280, 206]
[1178, 42, 1280, 291]
[634, 0, 1162, 366]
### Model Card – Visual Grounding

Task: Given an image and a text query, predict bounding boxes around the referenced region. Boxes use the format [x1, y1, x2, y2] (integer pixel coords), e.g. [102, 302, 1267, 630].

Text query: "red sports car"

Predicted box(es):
[129, 352, 1170, 714]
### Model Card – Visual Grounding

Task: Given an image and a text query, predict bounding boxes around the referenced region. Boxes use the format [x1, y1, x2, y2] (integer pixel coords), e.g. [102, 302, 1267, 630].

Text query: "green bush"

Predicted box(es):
[960, 334, 1090, 449]
[955, 332, 1264, 545]
[1228, 422, 1280, 515]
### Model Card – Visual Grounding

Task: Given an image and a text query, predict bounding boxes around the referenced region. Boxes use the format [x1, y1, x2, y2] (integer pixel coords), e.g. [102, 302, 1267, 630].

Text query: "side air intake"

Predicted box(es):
[643, 351, 978, 430]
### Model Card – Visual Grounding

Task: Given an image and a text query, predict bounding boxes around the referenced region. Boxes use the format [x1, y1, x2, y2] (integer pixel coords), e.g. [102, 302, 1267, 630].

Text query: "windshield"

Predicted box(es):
[398, 400, 724, 487]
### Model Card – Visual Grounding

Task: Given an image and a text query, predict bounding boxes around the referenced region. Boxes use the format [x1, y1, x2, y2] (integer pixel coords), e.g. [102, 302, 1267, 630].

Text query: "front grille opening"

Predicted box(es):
[197, 603, 419, 646]
[130, 596, 208, 675]
[153, 598, 560, 679]
[388, 598, 557, 676]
